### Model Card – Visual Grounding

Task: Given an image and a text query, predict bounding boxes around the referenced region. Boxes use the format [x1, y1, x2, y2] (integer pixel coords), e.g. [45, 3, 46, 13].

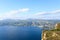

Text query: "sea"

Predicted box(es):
[0, 26, 42, 40]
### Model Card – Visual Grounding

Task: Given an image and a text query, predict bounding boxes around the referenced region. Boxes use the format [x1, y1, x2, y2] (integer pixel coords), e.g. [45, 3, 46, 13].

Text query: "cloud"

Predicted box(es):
[5, 8, 29, 15]
[0, 8, 29, 20]
[35, 10, 60, 16]
[34, 12, 46, 15]
[31, 10, 60, 19]
[51, 10, 60, 13]
[19, 8, 29, 12]
[0, 9, 60, 20]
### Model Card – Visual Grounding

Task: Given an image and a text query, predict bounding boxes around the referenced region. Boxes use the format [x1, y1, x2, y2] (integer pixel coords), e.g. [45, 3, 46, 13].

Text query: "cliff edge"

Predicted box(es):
[42, 23, 60, 40]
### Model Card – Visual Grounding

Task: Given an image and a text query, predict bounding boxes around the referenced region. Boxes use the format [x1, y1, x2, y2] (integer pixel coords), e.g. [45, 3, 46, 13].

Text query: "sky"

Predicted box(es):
[0, 0, 60, 20]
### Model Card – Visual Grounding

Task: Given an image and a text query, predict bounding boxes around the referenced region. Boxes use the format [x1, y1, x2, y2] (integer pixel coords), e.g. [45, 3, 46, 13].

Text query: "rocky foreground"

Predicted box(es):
[42, 30, 60, 40]
[42, 23, 60, 40]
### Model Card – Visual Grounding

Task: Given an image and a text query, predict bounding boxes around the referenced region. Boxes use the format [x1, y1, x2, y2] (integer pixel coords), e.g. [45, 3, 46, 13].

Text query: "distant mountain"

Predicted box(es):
[0, 19, 60, 28]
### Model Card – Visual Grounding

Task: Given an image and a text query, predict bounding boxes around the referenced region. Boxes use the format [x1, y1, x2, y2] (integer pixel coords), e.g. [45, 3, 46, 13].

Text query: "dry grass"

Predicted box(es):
[42, 30, 60, 40]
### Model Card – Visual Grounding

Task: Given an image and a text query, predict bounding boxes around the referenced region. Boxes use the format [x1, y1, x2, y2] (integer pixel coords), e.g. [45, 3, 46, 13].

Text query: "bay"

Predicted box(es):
[0, 26, 42, 40]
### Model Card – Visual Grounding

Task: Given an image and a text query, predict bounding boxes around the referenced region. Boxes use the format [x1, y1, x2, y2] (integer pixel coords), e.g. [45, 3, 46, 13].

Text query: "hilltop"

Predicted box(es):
[42, 23, 60, 40]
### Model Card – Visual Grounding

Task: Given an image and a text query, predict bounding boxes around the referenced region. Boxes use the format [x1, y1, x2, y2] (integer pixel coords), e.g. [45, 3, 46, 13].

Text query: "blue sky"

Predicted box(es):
[0, 0, 60, 20]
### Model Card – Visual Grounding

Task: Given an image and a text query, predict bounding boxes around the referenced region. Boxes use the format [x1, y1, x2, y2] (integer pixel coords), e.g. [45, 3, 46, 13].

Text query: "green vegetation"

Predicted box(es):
[51, 29, 60, 31]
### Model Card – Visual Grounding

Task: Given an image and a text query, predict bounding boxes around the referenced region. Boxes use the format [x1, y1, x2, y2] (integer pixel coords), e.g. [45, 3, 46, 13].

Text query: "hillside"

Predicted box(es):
[42, 23, 60, 40]
[42, 30, 60, 40]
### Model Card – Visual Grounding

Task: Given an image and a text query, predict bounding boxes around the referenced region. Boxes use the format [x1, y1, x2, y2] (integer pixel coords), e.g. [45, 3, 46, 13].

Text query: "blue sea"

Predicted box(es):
[0, 26, 42, 40]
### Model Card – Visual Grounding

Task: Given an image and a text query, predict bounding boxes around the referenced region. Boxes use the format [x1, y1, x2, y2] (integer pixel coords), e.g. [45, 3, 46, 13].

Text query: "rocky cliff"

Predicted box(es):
[42, 23, 60, 40]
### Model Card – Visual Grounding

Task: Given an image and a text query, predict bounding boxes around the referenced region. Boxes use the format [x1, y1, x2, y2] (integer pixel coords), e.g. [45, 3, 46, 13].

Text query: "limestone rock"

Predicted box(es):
[55, 23, 60, 29]
[42, 23, 60, 40]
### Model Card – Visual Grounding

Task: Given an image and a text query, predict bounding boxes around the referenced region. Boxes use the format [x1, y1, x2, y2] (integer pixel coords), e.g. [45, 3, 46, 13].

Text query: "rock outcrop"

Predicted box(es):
[42, 23, 60, 40]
